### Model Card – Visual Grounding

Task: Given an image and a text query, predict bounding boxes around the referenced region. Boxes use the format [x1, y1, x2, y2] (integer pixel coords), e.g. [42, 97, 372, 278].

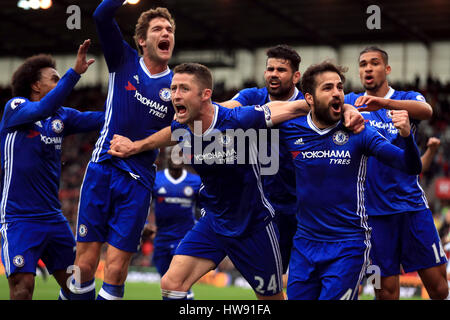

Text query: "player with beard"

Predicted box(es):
[220, 45, 303, 283]
[277, 61, 423, 299]
[345, 46, 448, 300]
[70, 0, 176, 300]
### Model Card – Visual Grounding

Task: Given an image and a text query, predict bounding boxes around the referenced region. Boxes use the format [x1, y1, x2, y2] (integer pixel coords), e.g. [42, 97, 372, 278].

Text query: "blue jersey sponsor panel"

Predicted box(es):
[152, 169, 201, 250]
[91, 0, 175, 190]
[345, 88, 428, 215]
[278, 112, 421, 242]
[171, 103, 274, 237]
[0, 77, 103, 223]
[233, 86, 303, 214]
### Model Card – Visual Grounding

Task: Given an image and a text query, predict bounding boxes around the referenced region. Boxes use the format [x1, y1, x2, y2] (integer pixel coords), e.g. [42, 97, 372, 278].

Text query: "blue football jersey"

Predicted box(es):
[152, 169, 201, 248]
[0, 69, 104, 223]
[171, 103, 275, 237]
[345, 88, 428, 215]
[91, 0, 175, 189]
[232, 87, 304, 214]
[278, 112, 422, 241]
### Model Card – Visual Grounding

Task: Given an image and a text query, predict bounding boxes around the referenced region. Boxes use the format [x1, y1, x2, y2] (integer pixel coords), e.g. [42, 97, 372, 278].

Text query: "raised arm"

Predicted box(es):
[5, 40, 94, 128]
[265, 99, 310, 126]
[108, 126, 176, 158]
[421, 137, 441, 173]
[218, 100, 242, 109]
[93, 0, 129, 71]
[369, 110, 422, 174]
[62, 108, 105, 136]
[355, 95, 432, 120]
[266, 100, 364, 133]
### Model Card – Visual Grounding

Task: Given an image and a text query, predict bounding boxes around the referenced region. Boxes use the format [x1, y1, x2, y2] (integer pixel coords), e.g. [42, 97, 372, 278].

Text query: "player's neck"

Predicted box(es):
[30, 91, 42, 102]
[143, 55, 168, 75]
[268, 87, 296, 102]
[365, 81, 390, 97]
[188, 102, 215, 134]
[168, 168, 183, 179]
[311, 110, 338, 130]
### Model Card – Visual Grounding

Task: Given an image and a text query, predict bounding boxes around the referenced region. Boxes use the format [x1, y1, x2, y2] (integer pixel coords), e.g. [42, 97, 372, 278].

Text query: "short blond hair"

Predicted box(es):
[134, 7, 175, 55]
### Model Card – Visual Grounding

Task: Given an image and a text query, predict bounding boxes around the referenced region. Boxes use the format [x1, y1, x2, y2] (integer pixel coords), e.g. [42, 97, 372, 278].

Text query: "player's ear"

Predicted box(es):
[305, 92, 314, 106]
[385, 64, 391, 76]
[293, 71, 301, 85]
[138, 37, 146, 49]
[31, 81, 41, 95]
[202, 88, 212, 101]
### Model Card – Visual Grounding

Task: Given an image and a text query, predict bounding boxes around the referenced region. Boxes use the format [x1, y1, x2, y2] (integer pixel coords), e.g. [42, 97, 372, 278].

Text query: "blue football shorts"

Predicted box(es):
[287, 236, 370, 300]
[152, 239, 181, 277]
[175, 216, 284, 296]
[76, 161, 152, 253]
[273, 207, 297, 274]
[368, 208, 448, 276]
[0, 219, 75, 277]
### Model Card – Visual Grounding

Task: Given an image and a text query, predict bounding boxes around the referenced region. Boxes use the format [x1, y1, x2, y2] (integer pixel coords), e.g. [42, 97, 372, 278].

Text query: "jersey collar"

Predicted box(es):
[193, 103, 219, 137]
[307, 111, 341, 135]
[139, 57, 171, 79]
[364, 86, 395, 99]
[268, 87, 299, 102]
[164, 168, 187, 184]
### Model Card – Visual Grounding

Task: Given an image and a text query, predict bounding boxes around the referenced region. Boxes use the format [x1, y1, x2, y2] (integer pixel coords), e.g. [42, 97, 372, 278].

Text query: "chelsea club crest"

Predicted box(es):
[332, 130, 349, 145]
[13, 255, 25, 267]
[159, 88, 171, 102]
[183, 186, 194, 197]
[51, 119, 64, 133]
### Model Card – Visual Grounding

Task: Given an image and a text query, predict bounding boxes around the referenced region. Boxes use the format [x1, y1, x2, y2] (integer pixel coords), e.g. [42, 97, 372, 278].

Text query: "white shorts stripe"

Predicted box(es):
[92, 72, 115, 162]
[0, 224, 10, 276]
[266, 222, 283, 292]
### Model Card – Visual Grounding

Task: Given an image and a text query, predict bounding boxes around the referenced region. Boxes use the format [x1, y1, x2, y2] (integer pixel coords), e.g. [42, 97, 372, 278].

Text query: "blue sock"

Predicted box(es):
[186, 289, 195, 300]
[58, 288, 70, 300]
[69, 278, 96, 300]
[161, 289, 188, 300]
[97, 282, 125, 300]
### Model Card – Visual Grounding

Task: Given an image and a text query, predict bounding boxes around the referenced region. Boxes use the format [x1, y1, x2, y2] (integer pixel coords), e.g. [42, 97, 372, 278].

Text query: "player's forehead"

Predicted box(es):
[359, 51, 383, 63]
[171, 73, 195, 86]
[39, 67, 60, 80]
[316, 71, 342, 87]
[266, 58, 292, 70]
[148, 16, 173, 30]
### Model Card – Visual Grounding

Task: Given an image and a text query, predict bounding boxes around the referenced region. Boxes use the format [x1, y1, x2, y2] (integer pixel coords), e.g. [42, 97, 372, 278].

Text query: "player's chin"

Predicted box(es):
[329, 109, 342, 122]
[158, 48, 173, 61]
[175, 113, 189, 124]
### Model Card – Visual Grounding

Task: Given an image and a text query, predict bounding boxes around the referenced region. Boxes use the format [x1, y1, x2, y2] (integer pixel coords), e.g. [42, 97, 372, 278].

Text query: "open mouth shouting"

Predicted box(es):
[268, 78, 281, 90]
[364, 74, 374, 85]
[330, 100, 342, 114]
[175, 104, 187, 116]
[158, 39, 171, 53]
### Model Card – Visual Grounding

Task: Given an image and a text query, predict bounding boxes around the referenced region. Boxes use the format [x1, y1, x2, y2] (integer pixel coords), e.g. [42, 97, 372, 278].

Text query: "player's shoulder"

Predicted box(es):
[278, 113, 308, 130]
[154, 169, 166, 183]
[5, 97, 29, 111]
[233, 86, 267, 103]
[391, 89, 426, 102]
[344, 91, 364, 104]
[238, 86, 267, 96]
[186, 171, 201, 182]
[171, 119, 189, 133]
